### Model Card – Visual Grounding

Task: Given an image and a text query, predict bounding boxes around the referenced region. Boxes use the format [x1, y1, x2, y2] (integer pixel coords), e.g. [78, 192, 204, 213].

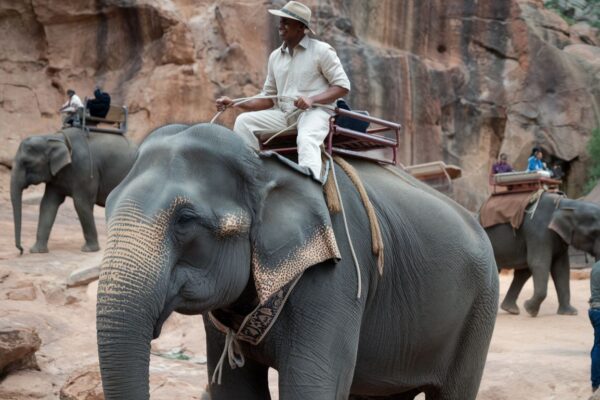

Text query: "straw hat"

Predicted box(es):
[268, 1, 315, 34]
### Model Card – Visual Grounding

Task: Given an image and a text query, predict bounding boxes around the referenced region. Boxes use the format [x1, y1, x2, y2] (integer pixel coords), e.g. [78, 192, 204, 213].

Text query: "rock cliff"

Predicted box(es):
[0, 0, 599, 209]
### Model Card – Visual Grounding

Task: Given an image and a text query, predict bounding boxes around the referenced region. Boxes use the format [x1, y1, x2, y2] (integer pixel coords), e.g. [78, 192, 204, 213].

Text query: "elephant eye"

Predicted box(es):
[176, 211, 198, 225]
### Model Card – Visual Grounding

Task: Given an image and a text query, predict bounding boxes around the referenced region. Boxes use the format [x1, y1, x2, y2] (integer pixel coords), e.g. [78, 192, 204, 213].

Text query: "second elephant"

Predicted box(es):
[11, 128, 137, 253]
[485, 192, 600, 317]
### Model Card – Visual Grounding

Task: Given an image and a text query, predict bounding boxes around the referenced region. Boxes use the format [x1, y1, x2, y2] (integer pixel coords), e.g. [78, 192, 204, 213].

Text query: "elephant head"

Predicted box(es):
[549, 198, 600, 260]
[11, 135, 71, 254]
[96, 124, 340, 399]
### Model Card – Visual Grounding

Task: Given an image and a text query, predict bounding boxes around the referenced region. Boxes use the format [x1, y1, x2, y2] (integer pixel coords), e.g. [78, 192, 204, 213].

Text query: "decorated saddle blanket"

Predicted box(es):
[479, 190, 543, 229]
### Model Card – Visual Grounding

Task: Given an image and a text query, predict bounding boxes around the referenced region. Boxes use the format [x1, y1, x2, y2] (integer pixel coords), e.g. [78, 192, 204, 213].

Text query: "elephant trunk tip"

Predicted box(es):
[16, 244, 23, 255]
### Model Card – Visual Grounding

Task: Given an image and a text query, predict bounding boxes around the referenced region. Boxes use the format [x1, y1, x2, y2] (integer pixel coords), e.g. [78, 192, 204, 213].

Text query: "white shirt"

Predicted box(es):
[61, 94, 83, 113]
[262, 35, 351, 112]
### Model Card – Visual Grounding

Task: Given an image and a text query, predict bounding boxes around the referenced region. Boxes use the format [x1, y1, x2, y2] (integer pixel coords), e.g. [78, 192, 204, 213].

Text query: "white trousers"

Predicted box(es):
[233, 108, 330, 178]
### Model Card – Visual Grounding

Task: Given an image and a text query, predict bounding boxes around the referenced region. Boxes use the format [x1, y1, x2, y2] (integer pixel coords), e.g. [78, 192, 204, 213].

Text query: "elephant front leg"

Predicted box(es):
[524, 255, 551, 317]
[204, 320, 271, 400]
[31, 187, 65, 253]
[73, 195, 100, 252]
[551, 252, 578, 315]
[501, 268, 531, 315]
[276, 323, 359, 400]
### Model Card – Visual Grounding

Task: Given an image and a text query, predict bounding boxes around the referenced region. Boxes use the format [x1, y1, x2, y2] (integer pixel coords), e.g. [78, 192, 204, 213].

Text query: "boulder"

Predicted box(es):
[60, 366, 104, 400]
[0, 322, 41, 376]
[5, 282, 36, 301]
[60, 363, 211, 400]
[66, 265, 100, 288]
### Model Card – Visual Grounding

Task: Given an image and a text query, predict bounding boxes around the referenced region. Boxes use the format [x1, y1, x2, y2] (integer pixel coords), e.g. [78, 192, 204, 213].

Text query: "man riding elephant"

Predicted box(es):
[215, 1, 350, 181]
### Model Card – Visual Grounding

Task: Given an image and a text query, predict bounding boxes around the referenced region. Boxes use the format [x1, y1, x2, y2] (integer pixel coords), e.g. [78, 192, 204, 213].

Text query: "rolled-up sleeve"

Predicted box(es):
[319, 45, 350, 91]
[261, 51, 277, 96]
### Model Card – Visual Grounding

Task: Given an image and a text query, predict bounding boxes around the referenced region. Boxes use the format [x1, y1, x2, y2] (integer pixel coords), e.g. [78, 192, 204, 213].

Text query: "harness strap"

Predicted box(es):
[208, 274, 302, 384]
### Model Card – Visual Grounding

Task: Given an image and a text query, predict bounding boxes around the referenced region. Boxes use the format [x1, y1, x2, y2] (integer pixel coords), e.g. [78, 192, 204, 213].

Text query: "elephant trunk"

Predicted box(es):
[96, 212, 173, 400]
[10, 165, 25, 255]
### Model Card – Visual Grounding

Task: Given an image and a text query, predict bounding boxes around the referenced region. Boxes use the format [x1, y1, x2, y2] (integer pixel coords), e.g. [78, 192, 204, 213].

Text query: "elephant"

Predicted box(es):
[484, 192, 600, 317]
[11, 128, 137, 254]
[96, 123, 499, 400]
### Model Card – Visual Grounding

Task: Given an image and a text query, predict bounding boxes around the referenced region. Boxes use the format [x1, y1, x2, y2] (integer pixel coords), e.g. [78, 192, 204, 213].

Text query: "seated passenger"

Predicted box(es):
[59, 89, 83, 127]
[87, 87, 111, 118]
[491, 153, 513, 175]
[527, 147, 546, 172]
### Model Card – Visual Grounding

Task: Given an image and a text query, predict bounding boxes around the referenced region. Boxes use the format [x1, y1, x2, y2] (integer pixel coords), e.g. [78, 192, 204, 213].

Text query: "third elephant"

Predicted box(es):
[485, 192, 600, 317]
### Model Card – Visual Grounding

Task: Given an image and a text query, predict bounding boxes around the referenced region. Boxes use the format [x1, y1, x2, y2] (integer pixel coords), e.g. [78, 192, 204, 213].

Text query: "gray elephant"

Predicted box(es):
[485, 193, 600, 317]
[11, 128, 137, 254]
[96, 123, 499, 400]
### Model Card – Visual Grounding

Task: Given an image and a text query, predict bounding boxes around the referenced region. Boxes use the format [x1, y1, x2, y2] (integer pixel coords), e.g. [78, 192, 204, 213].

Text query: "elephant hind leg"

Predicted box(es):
[501, 268, 531, 315]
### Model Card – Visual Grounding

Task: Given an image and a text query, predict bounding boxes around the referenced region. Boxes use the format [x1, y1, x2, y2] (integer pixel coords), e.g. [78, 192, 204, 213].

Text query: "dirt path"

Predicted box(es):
[0, 174, 595, 399]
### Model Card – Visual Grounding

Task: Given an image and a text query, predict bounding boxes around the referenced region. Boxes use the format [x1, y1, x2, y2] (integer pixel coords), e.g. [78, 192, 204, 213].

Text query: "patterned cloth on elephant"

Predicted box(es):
[479, 190, 544, 229]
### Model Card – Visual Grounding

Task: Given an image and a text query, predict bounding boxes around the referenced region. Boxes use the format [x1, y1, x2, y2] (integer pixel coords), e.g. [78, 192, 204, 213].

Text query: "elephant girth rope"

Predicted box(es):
[328, 156, 384, 275]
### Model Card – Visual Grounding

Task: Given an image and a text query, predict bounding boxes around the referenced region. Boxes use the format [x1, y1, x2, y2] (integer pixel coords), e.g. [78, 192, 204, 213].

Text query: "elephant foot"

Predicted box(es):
[501, 300, 520, 315]
[81, 243, 100, 252]
[557, 305, 578, 316]
[524, 299, 540, 317]
[30, 244, 49, 253]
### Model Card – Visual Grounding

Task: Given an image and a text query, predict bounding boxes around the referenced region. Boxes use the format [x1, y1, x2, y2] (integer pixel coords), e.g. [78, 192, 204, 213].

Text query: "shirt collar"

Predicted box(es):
[280, 35, 309, 54]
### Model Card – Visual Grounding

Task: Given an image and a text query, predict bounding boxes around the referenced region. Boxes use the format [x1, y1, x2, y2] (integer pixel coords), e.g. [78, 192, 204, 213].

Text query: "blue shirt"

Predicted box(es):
[527, 156, 544, 172]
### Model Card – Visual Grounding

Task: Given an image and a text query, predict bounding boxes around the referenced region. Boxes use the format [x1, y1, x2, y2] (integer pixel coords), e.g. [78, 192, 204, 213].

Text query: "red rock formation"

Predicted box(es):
[0, 0, 598, 208]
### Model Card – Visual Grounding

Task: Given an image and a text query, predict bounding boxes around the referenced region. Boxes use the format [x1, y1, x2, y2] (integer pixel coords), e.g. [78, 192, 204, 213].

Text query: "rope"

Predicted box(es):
[210, 95, 298, 124]
[333, 156, 384, 275]
[323, 151, 362, 299]
[211, 329, 245, 385]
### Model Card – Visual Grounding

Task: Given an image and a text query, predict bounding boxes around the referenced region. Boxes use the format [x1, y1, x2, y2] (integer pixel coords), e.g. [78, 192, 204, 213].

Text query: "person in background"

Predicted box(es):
[589, 261, 600, 393]
[491, 153, 513, 175]
[59, 89, 83, 127]
[527, 147, 546, 172]
[86, 87, 111, 118]
[551, 162, 565, 180]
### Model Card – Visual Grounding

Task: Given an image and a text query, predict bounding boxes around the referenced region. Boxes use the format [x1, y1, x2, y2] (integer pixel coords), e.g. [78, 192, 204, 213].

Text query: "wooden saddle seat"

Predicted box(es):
[81, 100, 128, 135]
[492, 171, 561, 195]
[258, 107, 401, 165]
[404, 161, 462, 193]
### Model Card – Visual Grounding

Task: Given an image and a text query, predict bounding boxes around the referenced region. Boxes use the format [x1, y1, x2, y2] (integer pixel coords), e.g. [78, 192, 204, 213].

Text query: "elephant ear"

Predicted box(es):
[47, 138, 72, 176]
[548, 207, 575, 244]
[250, 156, 341, 304]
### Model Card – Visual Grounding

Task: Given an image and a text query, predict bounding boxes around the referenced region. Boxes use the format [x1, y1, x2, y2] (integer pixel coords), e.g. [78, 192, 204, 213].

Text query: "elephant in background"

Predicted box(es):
[96, 123, 498, 400]
[485, 193, 600, 317]
[11, 128, 137, 254]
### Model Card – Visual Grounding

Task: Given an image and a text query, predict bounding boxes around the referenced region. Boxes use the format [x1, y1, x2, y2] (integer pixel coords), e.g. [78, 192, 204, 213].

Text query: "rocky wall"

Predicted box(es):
[0, 0, 599, 209]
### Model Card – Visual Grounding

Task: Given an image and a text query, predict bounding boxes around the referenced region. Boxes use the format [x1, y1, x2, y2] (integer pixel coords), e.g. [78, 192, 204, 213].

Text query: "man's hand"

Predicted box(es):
[294, 96, 314, 110]
[216, 96, 234, 112]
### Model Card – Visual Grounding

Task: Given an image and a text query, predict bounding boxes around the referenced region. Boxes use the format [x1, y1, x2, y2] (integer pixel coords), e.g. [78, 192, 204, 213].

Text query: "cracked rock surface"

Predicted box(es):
[0, 0, 599, 209]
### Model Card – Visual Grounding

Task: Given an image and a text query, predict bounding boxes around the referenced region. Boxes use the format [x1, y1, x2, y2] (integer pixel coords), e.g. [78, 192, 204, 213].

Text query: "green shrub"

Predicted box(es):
[585, 127, 600, 193]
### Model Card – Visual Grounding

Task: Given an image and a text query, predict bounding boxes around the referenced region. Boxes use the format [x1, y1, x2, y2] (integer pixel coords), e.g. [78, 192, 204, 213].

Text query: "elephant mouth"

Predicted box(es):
[153, 297, 182, 339]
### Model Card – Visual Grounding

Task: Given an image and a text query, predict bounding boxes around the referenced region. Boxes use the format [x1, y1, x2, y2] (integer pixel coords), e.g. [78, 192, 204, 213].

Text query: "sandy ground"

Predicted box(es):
[0, 170, 596, 399]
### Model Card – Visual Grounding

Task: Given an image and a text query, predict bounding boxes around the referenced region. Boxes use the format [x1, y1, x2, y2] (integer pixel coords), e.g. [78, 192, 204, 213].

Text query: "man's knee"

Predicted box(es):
[297, 130, 328, 150]
[233, 113, 251, 133]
